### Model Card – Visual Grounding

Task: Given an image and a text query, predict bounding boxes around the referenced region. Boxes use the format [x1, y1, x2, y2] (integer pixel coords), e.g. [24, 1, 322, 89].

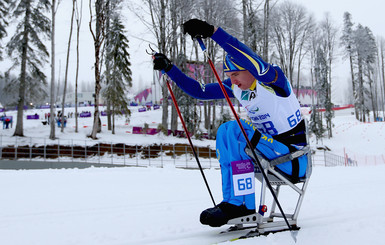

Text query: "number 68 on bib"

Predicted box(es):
[231, 160, 255, 196]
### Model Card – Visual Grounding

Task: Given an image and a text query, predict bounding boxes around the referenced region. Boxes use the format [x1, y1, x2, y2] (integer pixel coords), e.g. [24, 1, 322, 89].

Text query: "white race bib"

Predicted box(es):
[231, 160, 255, 196]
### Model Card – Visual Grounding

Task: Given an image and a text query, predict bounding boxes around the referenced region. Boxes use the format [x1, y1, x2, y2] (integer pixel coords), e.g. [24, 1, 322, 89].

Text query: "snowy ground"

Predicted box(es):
[1, 165, 385, 245]
[1, 106, 385, 244]
[0, 106, 217, 148]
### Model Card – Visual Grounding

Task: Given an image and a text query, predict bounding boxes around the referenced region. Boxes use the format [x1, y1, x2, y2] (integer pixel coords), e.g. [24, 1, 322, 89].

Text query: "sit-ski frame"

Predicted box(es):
[226, 141, 313, 235]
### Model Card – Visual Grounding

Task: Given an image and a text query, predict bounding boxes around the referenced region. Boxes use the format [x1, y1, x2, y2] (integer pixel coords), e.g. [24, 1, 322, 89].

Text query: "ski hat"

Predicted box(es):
[223, 54, 246, 72]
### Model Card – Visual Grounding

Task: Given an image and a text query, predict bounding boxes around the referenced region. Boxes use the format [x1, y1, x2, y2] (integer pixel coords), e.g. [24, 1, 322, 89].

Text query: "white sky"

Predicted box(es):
[292, 0, 385, 104]
[295, 0, 385, 38]
[1, 0, 384, 103]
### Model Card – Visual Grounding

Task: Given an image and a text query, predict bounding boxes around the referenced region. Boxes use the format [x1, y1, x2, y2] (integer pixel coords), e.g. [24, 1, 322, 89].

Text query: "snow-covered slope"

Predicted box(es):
[1, 106, 385, 244]
[0, 164, 384, 245]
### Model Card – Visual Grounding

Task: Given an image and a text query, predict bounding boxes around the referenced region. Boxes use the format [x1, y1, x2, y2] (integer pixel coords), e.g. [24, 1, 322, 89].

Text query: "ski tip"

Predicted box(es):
[291, 230, 298, 243]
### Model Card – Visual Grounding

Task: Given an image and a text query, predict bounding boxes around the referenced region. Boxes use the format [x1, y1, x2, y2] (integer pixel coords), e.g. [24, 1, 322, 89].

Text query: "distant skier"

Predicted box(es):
[4, 117, 11, 129]
[153, 19, 309, 227]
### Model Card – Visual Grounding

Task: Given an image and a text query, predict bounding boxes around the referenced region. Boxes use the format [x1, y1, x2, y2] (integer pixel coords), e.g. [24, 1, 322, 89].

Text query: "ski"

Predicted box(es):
[225, 225, 300, 243]
[219, 224, 259, 234]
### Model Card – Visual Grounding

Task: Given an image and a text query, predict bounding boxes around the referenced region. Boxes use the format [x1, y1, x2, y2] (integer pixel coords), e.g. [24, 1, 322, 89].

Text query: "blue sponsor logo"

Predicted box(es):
[250, 113, 271, 121]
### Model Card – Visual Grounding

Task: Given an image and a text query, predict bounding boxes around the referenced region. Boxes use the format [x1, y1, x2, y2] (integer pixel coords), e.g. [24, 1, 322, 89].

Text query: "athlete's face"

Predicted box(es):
[226, 70, 255, 90]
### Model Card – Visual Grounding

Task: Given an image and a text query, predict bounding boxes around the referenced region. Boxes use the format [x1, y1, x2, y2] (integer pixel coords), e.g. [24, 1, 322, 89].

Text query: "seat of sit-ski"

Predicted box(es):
[246, 145, 312, 186]
[226, 122, 312, 229]
[226, 149, 312, 229]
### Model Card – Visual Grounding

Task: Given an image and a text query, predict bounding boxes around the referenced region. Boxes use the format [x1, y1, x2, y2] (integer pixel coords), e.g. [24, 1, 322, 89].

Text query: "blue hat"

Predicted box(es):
[223, 54, 245, 72]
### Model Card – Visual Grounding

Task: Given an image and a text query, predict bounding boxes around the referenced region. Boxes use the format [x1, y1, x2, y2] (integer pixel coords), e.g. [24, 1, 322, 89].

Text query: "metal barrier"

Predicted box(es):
[312, 150, 358, 167]
[0, 135, 219, 169]
[0, 135, 358, 169]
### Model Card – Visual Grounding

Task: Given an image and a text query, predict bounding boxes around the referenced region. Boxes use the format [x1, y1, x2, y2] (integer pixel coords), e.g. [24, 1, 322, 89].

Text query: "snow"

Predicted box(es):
[2, 0, 385, 242]
[1, 164, 385, 244]
[0, 106, 216, 148]
[1, 106, 385, 244]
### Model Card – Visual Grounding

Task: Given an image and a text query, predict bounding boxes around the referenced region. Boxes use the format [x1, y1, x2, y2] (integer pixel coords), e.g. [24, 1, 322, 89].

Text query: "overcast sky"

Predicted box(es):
[296, 0, 385, 38]
[1, 0, 384, 103]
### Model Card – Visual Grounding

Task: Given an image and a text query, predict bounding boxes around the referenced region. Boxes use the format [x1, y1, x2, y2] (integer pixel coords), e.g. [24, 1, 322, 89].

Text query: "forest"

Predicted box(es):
[0, 0, 384, 141]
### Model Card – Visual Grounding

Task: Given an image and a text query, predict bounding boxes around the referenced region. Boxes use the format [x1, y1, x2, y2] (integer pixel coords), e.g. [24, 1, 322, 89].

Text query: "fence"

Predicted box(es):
[0, 135, 219, 169]
[312, 150, 358, 167]
[0, 135, 361, 169]
[352, 154, 385, 165]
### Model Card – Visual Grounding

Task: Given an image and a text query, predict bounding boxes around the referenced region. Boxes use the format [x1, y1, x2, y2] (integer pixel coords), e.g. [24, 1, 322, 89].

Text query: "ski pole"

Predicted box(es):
[195, 37, 297, 241]
[165, 78, 216, 207]
[148, 46, 216, 206]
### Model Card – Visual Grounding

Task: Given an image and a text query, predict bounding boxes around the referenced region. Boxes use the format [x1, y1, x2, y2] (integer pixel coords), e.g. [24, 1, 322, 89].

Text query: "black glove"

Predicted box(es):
[182, 19, 214, 39]
[153, 53, 173, 72]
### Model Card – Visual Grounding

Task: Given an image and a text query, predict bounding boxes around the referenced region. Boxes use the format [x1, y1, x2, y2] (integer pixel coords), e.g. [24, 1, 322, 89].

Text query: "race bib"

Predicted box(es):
[231, 160, 255, 196]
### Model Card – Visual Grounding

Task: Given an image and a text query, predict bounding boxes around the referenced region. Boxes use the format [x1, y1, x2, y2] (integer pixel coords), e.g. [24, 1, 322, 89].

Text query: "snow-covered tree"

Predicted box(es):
[341, 12, 359, 119]
[49, 0, 58, 140]
[102, 10, 132, 134]
[143, 0, 170, 131]
[6, 0, 51, 137]
[241, 0, 263, 55]
[168, 0, 192, 135]
[0, 0, 10, 62]
[0, 73, 18, 106]
[341, 13, 378, 122]
[319, 13, 337, 138]
[361, 27, 378, 122]
[59, 0, 76, 133]
[195, 0, 239, 138]
[379, 38, 385, 119]
[353, 24, 377, 122]
[74, 0, 83, 133]
[89, 0, 107, 139]
[270, 1, 314, 87]
[311, 46, 328, 141]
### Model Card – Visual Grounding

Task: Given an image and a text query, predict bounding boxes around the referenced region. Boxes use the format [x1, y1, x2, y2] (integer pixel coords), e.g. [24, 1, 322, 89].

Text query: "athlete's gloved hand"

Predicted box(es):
[182, 19, 214, 39]
[153, 53, 173, 72]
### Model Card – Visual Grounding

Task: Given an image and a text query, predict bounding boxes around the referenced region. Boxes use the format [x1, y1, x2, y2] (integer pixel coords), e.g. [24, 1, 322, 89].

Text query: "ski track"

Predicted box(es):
[2, 166, 385, 245]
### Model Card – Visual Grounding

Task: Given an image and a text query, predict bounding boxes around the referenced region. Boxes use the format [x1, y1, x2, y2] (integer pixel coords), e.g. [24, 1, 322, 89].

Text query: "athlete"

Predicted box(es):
[153, 19, 308, 227]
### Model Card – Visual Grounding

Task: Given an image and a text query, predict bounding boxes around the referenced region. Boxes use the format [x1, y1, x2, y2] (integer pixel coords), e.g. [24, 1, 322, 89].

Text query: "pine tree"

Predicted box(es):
[341, 12, 359, 119]
[4, 73, 48, 105]
[353, 24, 377, 122]
[102, 13, 132, 134]
[310, 47, 328, 142]
[319, 14, 336, 138]
[362, 27, 378, 122]
[6, 0, 51, 136]
[0, 0, 10, 61]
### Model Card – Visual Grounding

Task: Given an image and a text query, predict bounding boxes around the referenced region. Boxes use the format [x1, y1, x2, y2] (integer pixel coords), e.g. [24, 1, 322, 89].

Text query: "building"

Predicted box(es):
[56, 92, 105, 107]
